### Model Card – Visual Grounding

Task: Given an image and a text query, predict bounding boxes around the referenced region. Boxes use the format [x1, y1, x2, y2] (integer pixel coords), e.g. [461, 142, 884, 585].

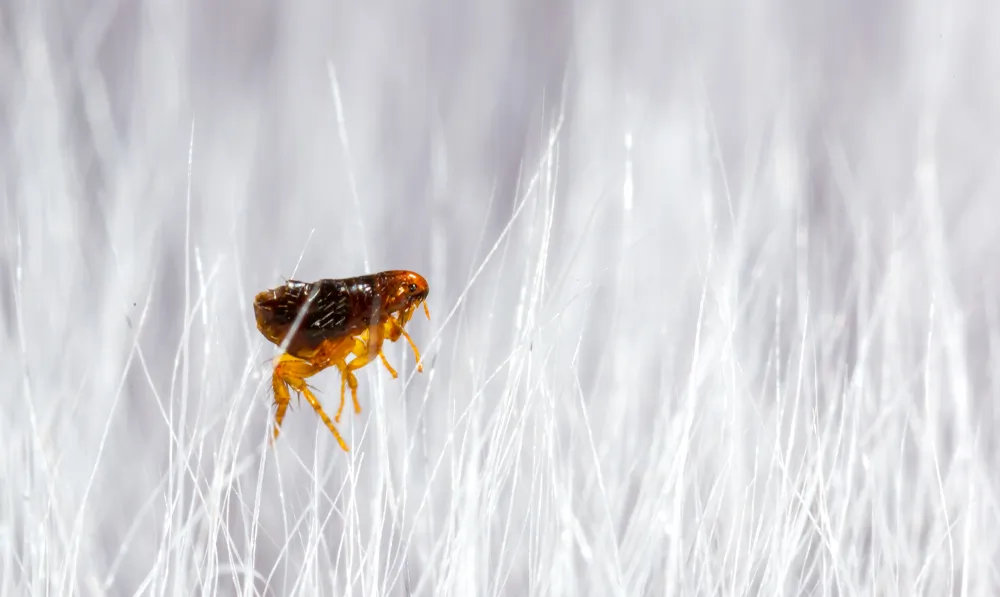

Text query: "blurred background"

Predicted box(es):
[2, 0, 1000, 595]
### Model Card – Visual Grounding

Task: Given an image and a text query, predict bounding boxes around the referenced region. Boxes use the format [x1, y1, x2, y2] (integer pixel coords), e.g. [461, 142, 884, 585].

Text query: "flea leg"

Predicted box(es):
[298, 335, 355, 424]
[366, 323, 398, 378]
[293, 380, 349, 452]
[337, 370, 348, 423]
[341, 326, 387, 415]
[384, 315, 424, 372]
[378, 352, 398, 378]
[335, 336, 370, 422]
[271, 352, 350, 451]
[270, 370, 293, 445]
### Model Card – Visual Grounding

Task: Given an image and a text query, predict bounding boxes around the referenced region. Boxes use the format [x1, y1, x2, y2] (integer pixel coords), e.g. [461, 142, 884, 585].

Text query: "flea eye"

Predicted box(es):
[408, 283, 417, 293]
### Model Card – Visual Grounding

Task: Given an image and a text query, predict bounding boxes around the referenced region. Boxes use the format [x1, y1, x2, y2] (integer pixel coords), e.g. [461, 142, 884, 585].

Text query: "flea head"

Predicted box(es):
[383, 270, 430, 325]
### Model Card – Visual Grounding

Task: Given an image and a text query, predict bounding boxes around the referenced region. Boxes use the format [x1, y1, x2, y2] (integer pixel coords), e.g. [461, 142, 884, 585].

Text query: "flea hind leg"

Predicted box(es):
[270, 369, 293, 444]
[271, 353, 350, 452]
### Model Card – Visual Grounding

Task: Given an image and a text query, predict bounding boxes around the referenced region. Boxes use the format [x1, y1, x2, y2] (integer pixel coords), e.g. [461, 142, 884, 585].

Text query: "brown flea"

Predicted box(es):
[253, 270, 430, 451]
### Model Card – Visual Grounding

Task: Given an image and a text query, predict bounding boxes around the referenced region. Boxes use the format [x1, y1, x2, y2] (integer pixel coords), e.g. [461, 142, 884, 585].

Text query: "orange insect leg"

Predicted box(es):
[383, 315, 424, 372]
[335, 336, 370, 423]
[338, 329, 402, 414]
[270, 369, 293, 443]
[338, 323, 390, 417]
[326, 312, 429, 429]
[378, 352, 398, 378]
[269, 344, 353, 451]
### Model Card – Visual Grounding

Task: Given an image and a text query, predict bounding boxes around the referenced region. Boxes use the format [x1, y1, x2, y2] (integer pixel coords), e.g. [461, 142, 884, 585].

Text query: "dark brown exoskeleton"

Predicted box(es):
[253, 270, 430, 451]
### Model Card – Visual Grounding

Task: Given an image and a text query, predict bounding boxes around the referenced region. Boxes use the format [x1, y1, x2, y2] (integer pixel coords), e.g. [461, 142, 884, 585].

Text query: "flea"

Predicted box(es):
[253, 270, 430, 451]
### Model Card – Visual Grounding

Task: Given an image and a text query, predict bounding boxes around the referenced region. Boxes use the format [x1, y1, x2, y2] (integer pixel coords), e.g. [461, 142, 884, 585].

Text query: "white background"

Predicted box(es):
[2, 0, 999, 595]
